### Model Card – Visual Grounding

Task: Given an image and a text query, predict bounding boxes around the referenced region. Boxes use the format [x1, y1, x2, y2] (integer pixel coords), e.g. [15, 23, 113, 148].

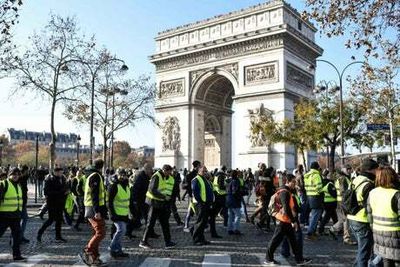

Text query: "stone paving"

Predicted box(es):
[0, 185, 357, 266]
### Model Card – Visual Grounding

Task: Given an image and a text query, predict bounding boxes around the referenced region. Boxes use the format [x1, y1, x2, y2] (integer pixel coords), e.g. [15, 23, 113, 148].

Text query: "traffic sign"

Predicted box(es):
[367, 124, 390, 131]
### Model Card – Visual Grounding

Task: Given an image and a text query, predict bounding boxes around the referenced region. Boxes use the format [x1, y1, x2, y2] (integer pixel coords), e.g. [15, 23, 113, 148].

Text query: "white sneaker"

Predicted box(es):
[183, 227, 190, 233]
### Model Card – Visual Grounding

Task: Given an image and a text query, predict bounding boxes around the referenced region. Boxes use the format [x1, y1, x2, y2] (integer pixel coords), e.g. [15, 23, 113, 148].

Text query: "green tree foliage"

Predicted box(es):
[304, 0, 400, 65]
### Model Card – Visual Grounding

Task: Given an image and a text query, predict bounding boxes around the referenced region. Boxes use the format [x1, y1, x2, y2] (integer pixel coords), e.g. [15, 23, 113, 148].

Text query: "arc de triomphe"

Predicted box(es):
[150, 0, 323, 170]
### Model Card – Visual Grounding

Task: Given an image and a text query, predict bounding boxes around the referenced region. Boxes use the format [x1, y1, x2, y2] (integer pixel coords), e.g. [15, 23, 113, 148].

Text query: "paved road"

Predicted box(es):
[0, 186, 357, 266]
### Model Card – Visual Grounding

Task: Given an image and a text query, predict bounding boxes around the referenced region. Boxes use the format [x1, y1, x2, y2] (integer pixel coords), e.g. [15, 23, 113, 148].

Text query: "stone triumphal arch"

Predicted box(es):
[150, 0, 323, 170]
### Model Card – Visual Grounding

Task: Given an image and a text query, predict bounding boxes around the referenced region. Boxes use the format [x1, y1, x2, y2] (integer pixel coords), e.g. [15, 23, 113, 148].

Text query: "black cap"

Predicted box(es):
[54, 167, 63, 172]
[361, 158, 379, 172]
[310, 161, 320, 170]
[192, 160, 201, 168]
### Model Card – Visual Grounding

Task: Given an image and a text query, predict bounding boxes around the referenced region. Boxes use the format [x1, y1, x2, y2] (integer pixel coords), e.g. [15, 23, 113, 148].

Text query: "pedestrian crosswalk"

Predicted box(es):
[139, 257, 172, 267]
[202, 254, 231, 267]
[4, 254, 48, 267]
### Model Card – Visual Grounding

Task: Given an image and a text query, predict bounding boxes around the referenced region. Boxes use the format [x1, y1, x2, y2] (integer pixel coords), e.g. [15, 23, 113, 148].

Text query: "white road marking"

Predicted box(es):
[139, 257, 172, 267]
[5, 254, 49, 267]
[202, 254, 231, 267]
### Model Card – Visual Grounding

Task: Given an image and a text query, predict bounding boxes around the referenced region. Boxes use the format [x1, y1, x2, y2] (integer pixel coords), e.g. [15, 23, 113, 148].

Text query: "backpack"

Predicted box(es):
[341, 180, 369, 215]
[267, 189, 287, 217]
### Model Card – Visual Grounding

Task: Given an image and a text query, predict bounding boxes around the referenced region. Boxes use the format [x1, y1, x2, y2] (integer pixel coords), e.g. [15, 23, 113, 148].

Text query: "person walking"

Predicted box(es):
[19, 165, 30, 243]
[37, 167, 68, 243]
[347, 158, 378, 267]
[304, 162, 323, 240]
[367, 166, 400, 267]
[183, 160, 201, 232]
[191, 165, 214, 245]
[108, 168, 130, 258]
[318, 174, 338, 236]
[227, 170, 243, 235]
[264, 174, 311, 266]
[0, 167, 25, 261]
[209, 166, 228, 238]
[330, 166, 357, 245]
[73, 168, 86, 231]
[80, 159, 108, 266]
[171, 167, 184, 225]
[139, 164, 176, 249]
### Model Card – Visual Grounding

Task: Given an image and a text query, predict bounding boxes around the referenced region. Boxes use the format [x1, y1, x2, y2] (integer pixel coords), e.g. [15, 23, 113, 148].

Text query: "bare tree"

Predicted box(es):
[0, 0, 22, 63]
[8, 15, 94, 171]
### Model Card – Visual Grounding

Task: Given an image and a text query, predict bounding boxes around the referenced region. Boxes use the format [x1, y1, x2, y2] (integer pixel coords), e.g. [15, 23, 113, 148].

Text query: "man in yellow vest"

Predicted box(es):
[318, 173, 338, 236]
[80, 159, 107, 266]
[0, 167, 25, 261]
[330, 165, 357, 245]
[347, 158, 378, 267]
[304, 161, 323, 240]
[209, 166, 228, 238]
[191, 165, 215, 246]
[108, 168, 130, 258]
[139, 164, 176, 249]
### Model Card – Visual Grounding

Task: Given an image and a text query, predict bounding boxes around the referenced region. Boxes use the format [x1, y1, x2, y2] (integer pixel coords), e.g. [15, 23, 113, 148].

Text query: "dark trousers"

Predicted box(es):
[281, 225, 303, 259]
[38, 208, 63, 238]
[319, 202, 338, 233]
[170, 197, 182, 224]
[192, 203, 210, 243]
[142, 203, 171, 244]
[266, 221, 302, 263]
[209, 195, 226, 236]
[0, 217, 21, 257]
[383, 259, 400, 267]
[74, 197, 85, 228]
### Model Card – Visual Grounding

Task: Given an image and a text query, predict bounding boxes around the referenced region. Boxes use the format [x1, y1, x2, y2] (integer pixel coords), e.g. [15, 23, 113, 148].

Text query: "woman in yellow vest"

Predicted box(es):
[108, 168, 130, 258]
[367, 166, 400, 267]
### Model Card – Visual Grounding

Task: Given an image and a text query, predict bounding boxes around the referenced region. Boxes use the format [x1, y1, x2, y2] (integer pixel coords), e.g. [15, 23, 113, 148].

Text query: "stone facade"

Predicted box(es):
[151, 0, 322, 170]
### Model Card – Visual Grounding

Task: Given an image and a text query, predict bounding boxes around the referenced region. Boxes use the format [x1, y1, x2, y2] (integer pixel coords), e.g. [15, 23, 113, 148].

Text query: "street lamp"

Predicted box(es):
[313, 80, 340, 170]
[309, 60, 364, 167]
[76, 135, 81, 168]
[103, 87, 129, 169]
[62, 57, 128, 165]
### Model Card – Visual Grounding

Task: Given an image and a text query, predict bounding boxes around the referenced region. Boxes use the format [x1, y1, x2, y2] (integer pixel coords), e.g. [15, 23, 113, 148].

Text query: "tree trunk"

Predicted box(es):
[49, 97, 57, 172]
[329, 144, 336, 171]
[301, 148, 307, 171]
[102, 126, 108, 175]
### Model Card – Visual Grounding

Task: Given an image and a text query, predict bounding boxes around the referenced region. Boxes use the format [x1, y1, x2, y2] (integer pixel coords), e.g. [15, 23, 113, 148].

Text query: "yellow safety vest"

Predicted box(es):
[334, 176, 350, 202]
[84, 172, 106, 207]
[192, 175, 211, 204]
[322, 182, 336, 203]
[146, 171, 175, 201]
[347, 175, 373, 223]
[369, 187, 400, 232]
[113, 184, 131, 216]
[304, 169, 323, 196]
[65, 192, 75, 216]
[0, 179, 22, 212]
[213, 176, 227, 196]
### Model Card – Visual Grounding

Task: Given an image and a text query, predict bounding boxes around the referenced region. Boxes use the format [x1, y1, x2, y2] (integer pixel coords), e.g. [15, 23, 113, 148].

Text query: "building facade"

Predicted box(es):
[151, 0, 322, 170]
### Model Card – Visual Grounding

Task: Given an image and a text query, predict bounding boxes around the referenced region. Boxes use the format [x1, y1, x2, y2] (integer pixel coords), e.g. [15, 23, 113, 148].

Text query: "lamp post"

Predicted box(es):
[105, 87, 129, 170]
[35, 135, 39, 203]
[313, 80, 340, 171]
[76, 135, 81, 168]
[62, 56, 128, 165]
[310, 60, 364, 167]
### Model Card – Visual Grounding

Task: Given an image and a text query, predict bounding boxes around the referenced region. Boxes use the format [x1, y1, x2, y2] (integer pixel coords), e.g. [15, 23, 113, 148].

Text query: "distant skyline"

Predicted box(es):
[0, 0, 366, 148]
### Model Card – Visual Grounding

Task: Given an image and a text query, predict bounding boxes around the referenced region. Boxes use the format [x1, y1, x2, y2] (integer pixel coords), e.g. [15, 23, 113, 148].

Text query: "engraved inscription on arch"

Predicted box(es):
[159, 78, 185, 98]
[286, 62, 313, 90]
[245, 61, 278, 85]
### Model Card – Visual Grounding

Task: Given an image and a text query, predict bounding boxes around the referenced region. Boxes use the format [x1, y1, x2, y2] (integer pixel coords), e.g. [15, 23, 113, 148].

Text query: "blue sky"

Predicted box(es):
[0, 0, 365, 148]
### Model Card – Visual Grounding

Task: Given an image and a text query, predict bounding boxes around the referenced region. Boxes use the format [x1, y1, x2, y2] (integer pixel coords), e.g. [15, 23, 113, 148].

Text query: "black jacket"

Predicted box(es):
[131, 170, 150, 204]
[44, 174, 68, 210]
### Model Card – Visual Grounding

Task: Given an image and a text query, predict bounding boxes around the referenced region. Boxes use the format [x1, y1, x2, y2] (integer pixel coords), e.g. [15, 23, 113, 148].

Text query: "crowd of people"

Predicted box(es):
[0, 158, 399, 267]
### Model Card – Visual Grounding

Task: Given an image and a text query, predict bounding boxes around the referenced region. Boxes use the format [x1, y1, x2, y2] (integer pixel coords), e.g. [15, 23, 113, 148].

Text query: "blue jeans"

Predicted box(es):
[281, 226, 303, 259]
[110, 221, 126, 252]
[307, 208, 322, 235]
[228, 208, 241, 232]
[349, 220, 373, 267]
[20, 207, 28, 239]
